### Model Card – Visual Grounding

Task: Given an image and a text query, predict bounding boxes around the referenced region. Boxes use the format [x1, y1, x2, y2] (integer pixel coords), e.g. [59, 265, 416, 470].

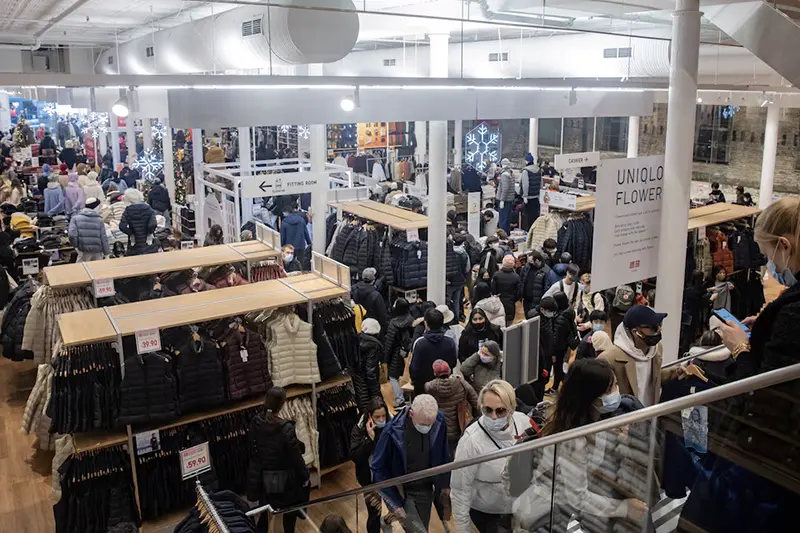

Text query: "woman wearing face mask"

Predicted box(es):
[576, 273, 607, 331]
[530, 297, 558, 400]
[550, 291, 581, 393]
[512, 359, 649, 532]
[461, 340, 503, 393]
[459, 308, 503, 363]
[451, 380, 531, 533]
[471, 279, 507, 328]
[707, 265, 735, 311]
[350, 397, 392, 533]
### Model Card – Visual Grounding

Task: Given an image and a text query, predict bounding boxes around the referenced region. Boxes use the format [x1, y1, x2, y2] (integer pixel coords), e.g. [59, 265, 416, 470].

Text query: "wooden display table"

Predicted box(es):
[329, 199, 428, 230]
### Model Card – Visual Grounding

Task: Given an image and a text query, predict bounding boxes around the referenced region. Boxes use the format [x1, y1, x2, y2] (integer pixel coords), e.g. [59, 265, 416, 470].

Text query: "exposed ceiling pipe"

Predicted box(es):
[34, 0, 94, 40]
[0, 39, 41, 51]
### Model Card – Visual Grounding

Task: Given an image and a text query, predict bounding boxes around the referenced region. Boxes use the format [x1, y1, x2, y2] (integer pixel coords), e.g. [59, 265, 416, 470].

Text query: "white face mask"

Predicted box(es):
[481, 414, 508, 432]
[283, 253, 294, 263]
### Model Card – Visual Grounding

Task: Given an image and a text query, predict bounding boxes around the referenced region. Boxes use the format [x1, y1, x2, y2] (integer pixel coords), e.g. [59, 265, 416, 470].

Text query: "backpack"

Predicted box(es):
[613, 284, 635, 311]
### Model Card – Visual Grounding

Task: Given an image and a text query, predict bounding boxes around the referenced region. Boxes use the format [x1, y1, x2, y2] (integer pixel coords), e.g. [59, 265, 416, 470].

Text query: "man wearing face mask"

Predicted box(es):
[599, 305, 682, 406]
[281, 244, 302, 273]
[371, 394, 451, 532]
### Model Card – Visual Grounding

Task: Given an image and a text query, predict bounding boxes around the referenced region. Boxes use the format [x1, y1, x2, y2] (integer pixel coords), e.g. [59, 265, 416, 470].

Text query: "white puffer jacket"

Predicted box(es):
[279, 396, 318, 466]
[267, 313, 320, 387]
[526, 211, 567, 251]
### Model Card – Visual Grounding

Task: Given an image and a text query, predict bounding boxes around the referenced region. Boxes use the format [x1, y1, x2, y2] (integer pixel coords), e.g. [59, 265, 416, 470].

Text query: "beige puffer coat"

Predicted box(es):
[23, 286, 95, 364]
[526, 211, 567, 252]
[266, 313, 320, 387]
[52, 435, 75, 497]
[21, 363, 59, 450]
[279, 396, 318, 467]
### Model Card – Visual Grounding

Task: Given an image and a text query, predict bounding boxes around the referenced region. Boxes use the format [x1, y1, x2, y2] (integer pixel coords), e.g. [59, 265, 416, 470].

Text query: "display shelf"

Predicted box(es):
[329, 199, 428, 230]
[57, 273, 349, 346]
[73, 430, 128, 453]
[687, 203, 760, 231]
[44, 241, 279, 289]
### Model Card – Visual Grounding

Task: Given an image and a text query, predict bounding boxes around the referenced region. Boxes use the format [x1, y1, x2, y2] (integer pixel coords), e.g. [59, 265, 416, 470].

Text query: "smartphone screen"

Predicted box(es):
[713, 309, 751, 338]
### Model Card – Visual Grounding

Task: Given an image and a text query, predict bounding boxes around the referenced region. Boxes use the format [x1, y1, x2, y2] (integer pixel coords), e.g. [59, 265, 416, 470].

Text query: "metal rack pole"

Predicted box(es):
[196, 480, 230, 533]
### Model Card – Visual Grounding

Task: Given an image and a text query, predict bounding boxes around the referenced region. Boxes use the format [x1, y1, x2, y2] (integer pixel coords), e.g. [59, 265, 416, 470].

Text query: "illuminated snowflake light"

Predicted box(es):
[297, 125, 310, 140]
[722, 105, 740, 119]
[151, 121, 167, 140]
[41, 103, 56, 117]
[132, 148, 164, 180]
[79, 112, 109, 139]
[279, 125, 292, 134]
[464, 122, 500, 171]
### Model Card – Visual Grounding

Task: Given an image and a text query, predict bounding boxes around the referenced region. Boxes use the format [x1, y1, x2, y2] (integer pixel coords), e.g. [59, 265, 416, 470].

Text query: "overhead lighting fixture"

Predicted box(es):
[112, 95, 129, 117]
[696, 97, 703, 104]
[340, 87, 360, 112]
[758, 92, 773, 107]
[568, 88, 577, 106]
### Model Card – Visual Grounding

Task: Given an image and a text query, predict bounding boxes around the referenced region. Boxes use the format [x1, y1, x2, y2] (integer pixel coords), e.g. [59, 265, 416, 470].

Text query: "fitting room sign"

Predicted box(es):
[591, 155, 665, 291]
[241, 172, 326, 198]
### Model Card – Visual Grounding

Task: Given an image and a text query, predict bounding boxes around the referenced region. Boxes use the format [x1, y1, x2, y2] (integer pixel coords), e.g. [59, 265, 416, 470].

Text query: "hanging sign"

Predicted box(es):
[406, 228, 419, 242]
[467, 191, 481, 239]
[180, 442, 212, 479]
[22, 258, 39, 276]
[554, 151, 600, 170]
[591, 155, 665, 291]
[541, 191, 577, 211]
[93, 278, 116, 298]
[181, 240, 194, 250]
[134, 430, 161, 456]
[241, 172, 326, 198]
[404, 290, 418, 303]
[135, 328, 162, 355]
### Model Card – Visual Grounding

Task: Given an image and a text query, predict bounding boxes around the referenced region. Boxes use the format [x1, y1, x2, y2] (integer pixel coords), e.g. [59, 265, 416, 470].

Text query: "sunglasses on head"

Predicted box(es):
[482, 406, 508, 417]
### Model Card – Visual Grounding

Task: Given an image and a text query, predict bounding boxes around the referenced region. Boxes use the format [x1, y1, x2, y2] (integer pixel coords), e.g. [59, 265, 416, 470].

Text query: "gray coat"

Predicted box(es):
[68, 209, 110, 255]
[496, 170, 517, 203]
[460, 351, 502, 393]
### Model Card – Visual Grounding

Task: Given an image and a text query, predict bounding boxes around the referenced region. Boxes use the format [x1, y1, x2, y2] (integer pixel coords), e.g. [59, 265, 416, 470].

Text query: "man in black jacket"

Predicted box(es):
[410, 309, 457, 394]
[521, 250, 551, 315]
[351, 267, 388, 331]
[147, 176, 172, 226]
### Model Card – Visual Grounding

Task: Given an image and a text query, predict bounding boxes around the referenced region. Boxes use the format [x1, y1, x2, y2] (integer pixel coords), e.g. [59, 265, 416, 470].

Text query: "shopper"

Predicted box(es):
[708, 265, 735, 312]
[541, 238, 558, 268]
[147, 176, 172, 227]
[205, 139, 225, 164]
[280, 203, 311, 268]
[495, 159, 516, 233]
[521, 152, 541, 231]
[410, 309, 457, 395]
[458, 307, 503, 364]
[63, 173, 85, 216]
[532, 296, 558, 400]
[708, 181, 726, 203]
[481, 205, 499, 238]
[461, 340, 503, 394]
[59, 140, 77, 170]
[246, 386, 310, 533]
[452, 379, 531, 533]
[81, 171, 103, 206]
[550, 291, 580, 393]
[449, 234, 471, 322]
[512, 359, 648, 531]
[350, 397, 391, 533]
[521, 250, 551, 315]
[492, 255, 521, 326]
[544, 262, 580, 309]
[371, 394, 451, 532]
[471, 280, 507, 328]
[102, 170, 127, 194]
[123, 160, 140, 189]
[43, 175, 65, 216]
[358, 319, 383, 405]
[99, 160, 113, 184]
[68, 197, 110, 262]
[599, 305, 681, 406]
[204, 224, 224, 247]
[351, 267, 388, 332]
[435, 304, 461, 345]
[39, 131, 56, 153]
[119, 188, 159, 256]
[411, 301, 437, 345]
[544, 251, 572, 289]
[37, 163, 51, 194]
[107, 185, 126, 225]
[8, 178, 24, 206]
[425, 359, 479, 454]
[282, 244, 302, 273]
[742, 192, 754, 207]
[384, 298, 415, 410]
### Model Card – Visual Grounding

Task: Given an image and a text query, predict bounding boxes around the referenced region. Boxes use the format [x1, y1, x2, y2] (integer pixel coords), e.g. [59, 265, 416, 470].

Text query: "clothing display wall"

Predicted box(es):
[316, 383, 359, 469]
[556, 213, 594, 273]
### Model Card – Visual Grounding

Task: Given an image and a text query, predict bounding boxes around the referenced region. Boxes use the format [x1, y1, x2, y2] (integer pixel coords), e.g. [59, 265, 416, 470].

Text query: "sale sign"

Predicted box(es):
[180, 442, 212, 479]
[93, 278, 116, 298]
[135, 328, 162, 355]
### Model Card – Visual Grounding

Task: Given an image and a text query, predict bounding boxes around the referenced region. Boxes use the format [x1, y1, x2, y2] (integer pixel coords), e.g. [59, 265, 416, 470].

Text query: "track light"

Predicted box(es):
[340, 87, 360, 112]
[696, 97, 702, 104]
[112, 96, 129, 117]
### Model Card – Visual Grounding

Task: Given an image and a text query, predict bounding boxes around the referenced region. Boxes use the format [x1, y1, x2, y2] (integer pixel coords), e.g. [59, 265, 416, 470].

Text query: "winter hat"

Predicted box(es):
[68, 173, 79, 183]
[501, 158, 511, 168]
[59, 163, 68, 173]
[123, 188, 143, 206]
[591, 331, 613, 354]
[42, 163, 51, 176]
[85, 197, 101, 210]
[435, 304, 455, 325]
[87, 171, 98, 181]
[432, 359, 451, 377]
[362, 267, 377, 283]
[525, 152, 534, 165]
[502, 255, 516, 269]
[362, 318, 381, 335]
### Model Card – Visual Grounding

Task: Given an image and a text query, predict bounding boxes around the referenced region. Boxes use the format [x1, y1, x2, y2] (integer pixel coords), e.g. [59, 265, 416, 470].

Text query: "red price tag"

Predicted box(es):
[135, 328, 162, 355]
[93, 278, 116, 298]
[180, 442, 211, 479]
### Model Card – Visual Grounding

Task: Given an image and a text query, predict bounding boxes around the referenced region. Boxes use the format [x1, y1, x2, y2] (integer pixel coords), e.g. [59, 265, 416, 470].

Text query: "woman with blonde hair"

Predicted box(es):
[451, 379, 530, 533]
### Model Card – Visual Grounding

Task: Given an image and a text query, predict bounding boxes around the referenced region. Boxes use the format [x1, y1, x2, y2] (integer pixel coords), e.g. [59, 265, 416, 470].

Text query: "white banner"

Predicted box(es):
[554, 151, 600, 170]
[591, 155, 665, 291]
[467, 192, 481, 238]
[541, 191, 577, 211]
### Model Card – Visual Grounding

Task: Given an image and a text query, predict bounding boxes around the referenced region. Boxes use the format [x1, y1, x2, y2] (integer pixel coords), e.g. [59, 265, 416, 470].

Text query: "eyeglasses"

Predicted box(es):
[482, 406, 508, 417]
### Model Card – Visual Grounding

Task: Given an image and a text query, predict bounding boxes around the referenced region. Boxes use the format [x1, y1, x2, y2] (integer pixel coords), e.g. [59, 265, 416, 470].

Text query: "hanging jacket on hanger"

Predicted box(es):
[118, 352, 180, 426]
[164, 327, 227, 414]
[211, 320, 273, 400]
[265, 312, 320, 386]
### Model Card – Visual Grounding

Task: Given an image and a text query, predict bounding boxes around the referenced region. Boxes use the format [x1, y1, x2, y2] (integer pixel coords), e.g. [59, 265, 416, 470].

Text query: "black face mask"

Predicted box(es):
[472, 321, 486, 331]
[637, 331, 662, 347]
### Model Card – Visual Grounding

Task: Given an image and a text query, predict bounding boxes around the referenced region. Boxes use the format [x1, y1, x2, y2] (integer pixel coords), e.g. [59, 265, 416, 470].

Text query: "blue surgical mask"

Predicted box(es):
[597, 390, 622, 414]
[414, 423, 432, 435]
[578, 284, 586, 293]
[768, 249, 796, 287]
[374, 420, 386, 429]
[283, 253, 294, 263]
[481, 414, 508, 432]
[592, 323, 605, 333]
[480, 354, 493, 364]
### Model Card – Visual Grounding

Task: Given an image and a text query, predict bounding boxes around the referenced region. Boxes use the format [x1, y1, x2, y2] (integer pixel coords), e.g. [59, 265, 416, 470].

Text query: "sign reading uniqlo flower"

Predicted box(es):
[135, 328, 162, 355]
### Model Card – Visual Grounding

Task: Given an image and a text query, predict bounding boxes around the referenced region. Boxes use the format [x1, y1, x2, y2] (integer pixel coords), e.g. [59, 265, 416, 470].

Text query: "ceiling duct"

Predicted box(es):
[97, 0, 359, 75]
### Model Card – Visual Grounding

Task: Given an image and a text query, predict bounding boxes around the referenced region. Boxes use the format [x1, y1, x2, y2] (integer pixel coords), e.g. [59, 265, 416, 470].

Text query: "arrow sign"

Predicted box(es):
[241, 172, 327, 198]
[259, 181, 272, 193]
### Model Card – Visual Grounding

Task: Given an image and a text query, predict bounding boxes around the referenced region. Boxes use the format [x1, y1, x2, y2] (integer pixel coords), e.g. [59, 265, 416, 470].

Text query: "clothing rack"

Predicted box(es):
[195, 481, 230, 533]
[328, 199, 428, 231]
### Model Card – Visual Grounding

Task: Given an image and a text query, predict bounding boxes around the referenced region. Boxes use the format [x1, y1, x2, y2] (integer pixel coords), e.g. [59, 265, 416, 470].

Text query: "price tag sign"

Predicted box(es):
[135, 328, 162, 355]
[93, 278, 116, 298]
[22, 258, 39, 276]
[406, 228, 419, 242]
[180, 442, 212, 480]
[404, 289, 418, 303]
[181, 240, 194, 250]
[50, 250, 60, 262]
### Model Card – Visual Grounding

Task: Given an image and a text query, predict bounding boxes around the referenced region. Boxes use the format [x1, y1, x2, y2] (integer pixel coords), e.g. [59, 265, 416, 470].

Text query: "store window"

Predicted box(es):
[596, 117, 628, 153]
[693, 105, 732, 164]
[563, 118, 594, 152]
[538, 118, 562, 149]
[146, 46, 154, 58]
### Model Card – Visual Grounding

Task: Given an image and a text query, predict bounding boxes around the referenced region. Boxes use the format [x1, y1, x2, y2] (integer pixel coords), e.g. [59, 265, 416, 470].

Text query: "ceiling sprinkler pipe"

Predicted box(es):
[0, 39, 41, 51]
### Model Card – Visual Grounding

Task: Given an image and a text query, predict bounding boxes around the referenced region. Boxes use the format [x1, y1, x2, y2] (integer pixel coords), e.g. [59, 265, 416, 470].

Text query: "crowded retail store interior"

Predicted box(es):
[2, 0, 800, 533]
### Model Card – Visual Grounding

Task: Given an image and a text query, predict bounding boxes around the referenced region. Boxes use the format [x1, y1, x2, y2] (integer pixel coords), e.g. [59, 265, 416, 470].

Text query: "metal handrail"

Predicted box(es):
[251, 360, 800, 518]
[662, 344, 728, 369]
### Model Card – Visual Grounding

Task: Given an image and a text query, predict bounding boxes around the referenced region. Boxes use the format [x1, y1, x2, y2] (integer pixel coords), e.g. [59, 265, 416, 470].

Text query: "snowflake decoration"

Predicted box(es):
[464, 122, 500, 171]
[79, 112, 109, 139]
[41, 103, 56, 117]
[279, 125, 292, 134]
[722, 105, 740, 119]
[297, 125, 310, 140]
[151, 121, 167, 140]
[132, 148, 164, 180]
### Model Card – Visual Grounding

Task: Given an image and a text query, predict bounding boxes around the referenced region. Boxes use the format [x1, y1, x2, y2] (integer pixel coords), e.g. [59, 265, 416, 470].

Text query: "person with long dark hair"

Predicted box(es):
[350, 397, 392, 533]
[246, 387, 310, 533]
[458, 307, 503, 363]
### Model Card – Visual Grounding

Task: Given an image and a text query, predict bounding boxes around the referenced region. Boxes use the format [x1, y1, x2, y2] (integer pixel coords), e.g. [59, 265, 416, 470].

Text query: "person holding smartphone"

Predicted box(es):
[350, 397, 392, 533]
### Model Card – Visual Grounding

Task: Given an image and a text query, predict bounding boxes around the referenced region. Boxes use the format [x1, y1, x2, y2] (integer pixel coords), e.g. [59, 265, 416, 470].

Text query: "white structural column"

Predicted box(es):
[454, 120, 463, 166]
[238, 127, 253, 228]
[111, 130, 121, 167]
[656, 0, 702, 363]
[162, 117, 176, 204]
[415, 121, 427, 162]
[759, 105, 780, 209]
[627, 116, 640, 158]
[310, 124, 327, 253]
[141, 118, 153, 152]
[192, 128, 205, 238]
[125, 90, 136, 163]
[528, 118, 539, 158]
[427, 32, 449, 305]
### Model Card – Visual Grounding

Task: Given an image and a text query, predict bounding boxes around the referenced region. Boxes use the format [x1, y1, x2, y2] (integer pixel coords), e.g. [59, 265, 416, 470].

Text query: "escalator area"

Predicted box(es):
[251, 352, 800, 533]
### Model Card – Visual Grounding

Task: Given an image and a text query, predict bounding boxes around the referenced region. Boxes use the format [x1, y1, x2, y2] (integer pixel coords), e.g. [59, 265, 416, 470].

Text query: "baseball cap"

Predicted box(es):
[623, 305, 667, 329]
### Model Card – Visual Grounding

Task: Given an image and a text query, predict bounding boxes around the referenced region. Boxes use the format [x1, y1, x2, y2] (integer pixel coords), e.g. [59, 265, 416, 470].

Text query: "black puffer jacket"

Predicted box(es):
[331, 224, 355, 263]
[0, 280, 36, 361]
[356, 227, 381, 274]
[166, 329, 226, 414]
[311, 318, 343, 380]
[395, 240, 428, 289]
[384, 313, 414, 379]
[445, 242, 459, 281]
[351, 281, 388, 330]
[491, 266, 521, 318]
[354, 333, 382, 411]
[350, 414, 386, 487]
[118, 353, 179, 426]
[213, 322, 272, 400]
[341, 226, 362, 269]
[326, 212, 337, 249]
[556, 216, 593, 273]
[521, 263, 551, 313]
[552, 295, 579, 357]
[147, 182, 171, 213]
[379, 235, 394, 286]
[246, 412, 309, 502]
[120, 203, 158, 254]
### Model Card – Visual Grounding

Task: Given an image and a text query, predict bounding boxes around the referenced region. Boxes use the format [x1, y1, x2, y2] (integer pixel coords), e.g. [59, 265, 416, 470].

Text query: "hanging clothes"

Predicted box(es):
[264, 311, 320, 387]
[556, 213, 594, 273]
[316, 383, 359, 468]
